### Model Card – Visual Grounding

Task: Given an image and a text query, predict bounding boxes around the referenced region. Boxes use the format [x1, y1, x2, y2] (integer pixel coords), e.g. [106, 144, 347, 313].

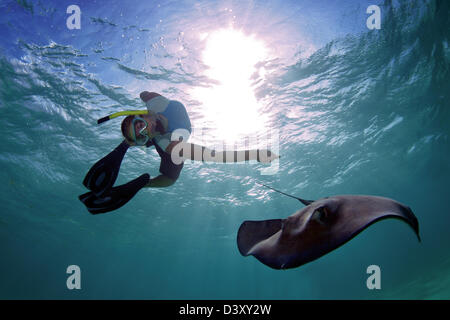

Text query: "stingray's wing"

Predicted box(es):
[237, 219, 282, 256]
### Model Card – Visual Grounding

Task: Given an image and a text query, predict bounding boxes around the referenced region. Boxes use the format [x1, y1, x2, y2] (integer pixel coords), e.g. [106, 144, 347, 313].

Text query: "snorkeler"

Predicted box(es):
[79, 92, 278, 214]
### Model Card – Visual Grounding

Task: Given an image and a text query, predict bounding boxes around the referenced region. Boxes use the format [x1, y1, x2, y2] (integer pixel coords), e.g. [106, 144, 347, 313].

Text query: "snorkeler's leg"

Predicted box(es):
[145, 174, 175, 188]
[152, 140, 184, 187]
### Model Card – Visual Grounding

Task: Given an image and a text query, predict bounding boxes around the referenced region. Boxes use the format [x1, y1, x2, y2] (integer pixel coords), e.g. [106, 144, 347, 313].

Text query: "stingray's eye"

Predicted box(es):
[311, 206, 331, 224]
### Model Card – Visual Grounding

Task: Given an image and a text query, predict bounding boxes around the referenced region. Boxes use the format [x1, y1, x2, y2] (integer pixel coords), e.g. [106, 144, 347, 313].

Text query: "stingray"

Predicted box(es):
[237, 185, 420, 270]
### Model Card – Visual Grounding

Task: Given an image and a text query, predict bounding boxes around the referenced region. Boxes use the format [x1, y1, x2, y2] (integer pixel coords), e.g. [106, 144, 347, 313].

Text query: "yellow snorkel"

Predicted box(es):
[97, 110, 149, 124]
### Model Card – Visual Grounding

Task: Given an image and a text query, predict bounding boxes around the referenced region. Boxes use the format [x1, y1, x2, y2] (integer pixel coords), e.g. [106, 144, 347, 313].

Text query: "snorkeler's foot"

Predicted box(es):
[82, 140, 129, 197]
[79, 173, 150, 214]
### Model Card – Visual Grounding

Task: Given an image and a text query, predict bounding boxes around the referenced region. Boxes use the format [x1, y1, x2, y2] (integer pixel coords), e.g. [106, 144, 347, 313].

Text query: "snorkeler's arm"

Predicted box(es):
[167, 142, 279, 163]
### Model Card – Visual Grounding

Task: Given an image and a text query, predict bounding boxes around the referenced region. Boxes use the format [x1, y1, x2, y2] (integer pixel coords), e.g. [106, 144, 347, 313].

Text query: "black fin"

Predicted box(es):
[79, 173, 150, 214]
[257, 183, 314, 206]
[237, 219, 283, 256]
[82, 140, 129, 197]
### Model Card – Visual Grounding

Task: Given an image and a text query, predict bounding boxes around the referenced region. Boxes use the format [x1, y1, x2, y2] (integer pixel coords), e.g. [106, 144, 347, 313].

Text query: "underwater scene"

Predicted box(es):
[0, 0, 449, 299]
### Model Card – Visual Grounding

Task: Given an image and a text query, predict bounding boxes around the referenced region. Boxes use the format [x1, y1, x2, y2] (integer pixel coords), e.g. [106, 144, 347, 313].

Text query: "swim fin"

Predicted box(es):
[82, 140, 129, 197]
[79, 173, 150, 214]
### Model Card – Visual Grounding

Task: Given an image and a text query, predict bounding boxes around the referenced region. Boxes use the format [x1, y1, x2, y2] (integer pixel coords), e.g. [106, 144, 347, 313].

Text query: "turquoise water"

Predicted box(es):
[0, 0, 449, 299]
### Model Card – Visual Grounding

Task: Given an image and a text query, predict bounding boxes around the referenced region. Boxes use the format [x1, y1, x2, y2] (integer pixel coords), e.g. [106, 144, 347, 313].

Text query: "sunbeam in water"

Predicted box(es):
[0, 0, 449, 300]
[192, 28, 269, 144]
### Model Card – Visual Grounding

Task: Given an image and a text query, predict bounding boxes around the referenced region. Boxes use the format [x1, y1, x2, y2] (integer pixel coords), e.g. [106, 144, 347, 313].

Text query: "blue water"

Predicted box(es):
[0, 0, 449, 299]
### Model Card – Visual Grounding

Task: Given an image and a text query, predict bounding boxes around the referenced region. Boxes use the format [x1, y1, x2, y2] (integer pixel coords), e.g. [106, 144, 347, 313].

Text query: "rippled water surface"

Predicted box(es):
[0, 0, 449, 299]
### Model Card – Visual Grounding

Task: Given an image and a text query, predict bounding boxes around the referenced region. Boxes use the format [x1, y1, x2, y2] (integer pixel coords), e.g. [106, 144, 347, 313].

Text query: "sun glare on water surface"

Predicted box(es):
[192, 29, 269, 145]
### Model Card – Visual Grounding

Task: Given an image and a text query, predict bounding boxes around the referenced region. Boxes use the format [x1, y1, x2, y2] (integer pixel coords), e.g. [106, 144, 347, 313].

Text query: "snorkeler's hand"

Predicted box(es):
[257, 149, 280, 163]
[140, 91, 161, 103]
[140, 91, 152, 102]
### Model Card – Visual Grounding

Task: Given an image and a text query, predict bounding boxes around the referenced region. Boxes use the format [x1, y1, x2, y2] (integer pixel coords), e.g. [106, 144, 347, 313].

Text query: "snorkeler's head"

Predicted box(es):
[121, 115, 153, 146]
[121, 115, 135, 143]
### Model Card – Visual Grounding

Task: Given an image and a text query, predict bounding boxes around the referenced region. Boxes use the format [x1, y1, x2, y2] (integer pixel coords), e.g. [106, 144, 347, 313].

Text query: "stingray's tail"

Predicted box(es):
[256, 182, 314, 206]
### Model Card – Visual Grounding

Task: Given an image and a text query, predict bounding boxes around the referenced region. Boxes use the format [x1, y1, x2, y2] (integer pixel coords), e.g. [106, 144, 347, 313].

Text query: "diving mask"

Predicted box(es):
[131, 116, 152, 146]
